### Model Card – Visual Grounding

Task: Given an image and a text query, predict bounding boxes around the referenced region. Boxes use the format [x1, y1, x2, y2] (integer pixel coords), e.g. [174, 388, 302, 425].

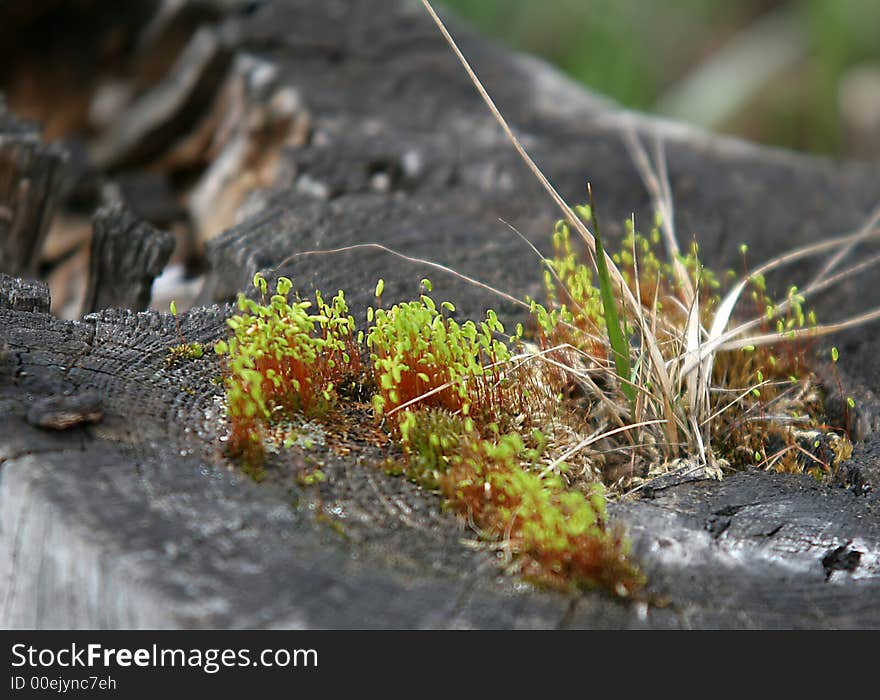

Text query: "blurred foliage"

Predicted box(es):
[441, 0, 880, 157]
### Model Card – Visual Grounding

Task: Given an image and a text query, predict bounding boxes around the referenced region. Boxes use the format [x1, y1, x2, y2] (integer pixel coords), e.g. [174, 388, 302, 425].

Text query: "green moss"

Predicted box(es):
[211, 222, 837, 599]
[390, 408, 643, 596]
[214, 273, 361, 466]
[367, 281, 522, 428]
[165, 342, 204, 367]
[167, 300, 205, 367]
[212, 269, 645, 596]
[296, 468, 327, 487]
[397, 408, 470, 489]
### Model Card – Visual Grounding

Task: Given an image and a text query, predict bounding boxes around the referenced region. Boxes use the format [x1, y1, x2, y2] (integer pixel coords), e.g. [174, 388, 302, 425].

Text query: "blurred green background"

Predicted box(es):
[441, 0, 880, 159]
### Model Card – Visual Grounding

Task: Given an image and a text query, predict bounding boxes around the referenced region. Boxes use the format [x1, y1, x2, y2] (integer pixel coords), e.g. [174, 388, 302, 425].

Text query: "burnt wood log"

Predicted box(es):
[0, 99, 66, 276]
[81, 202, 175, 314]
[3, 0, 880, 629]
[0, 272, 50, 314]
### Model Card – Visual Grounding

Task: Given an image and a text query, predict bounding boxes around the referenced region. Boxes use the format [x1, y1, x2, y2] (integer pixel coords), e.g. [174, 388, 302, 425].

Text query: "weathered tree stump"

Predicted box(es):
[81, 202, 175, 314]
[0, 273, 50, 313]
[2, 0, 880, 629]
[0, 99, 66, 276]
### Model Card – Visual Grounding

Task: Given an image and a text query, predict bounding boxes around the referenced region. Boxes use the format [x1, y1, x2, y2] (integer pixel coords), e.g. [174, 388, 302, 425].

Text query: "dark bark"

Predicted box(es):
[81, 202, 175, 314]
[26, 390, 104, 430]
[0, 272, 50, 313]
[0, 99, 66, 276]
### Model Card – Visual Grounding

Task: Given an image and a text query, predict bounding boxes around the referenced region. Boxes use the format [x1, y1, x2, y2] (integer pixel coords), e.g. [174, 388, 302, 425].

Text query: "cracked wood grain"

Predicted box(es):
[2, 0, 880, 628]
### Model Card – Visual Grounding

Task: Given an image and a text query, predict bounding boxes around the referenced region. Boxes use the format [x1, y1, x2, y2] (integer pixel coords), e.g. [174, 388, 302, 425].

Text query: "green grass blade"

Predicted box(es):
[588, 185, 635, 408]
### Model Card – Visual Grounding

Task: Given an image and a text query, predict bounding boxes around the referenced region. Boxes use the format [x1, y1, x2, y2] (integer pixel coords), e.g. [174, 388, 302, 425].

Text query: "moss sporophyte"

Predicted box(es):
[367, 278, 523, 430]
[214, 274, 361, 467]
[166, 300, 205, 367]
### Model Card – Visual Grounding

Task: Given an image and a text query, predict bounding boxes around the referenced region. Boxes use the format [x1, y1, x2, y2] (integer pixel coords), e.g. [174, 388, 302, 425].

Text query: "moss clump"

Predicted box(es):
[447, 432, 641, 595]
[211, 227, 847, 599]
[367, 281, 522, 430]
[528, 212, 843, 484]
[393, 408, 643, 596]
[296, 467, 327, 487]
[212, 271, 642, 597]
[397, 408, 467, 489]
[166, 342, 204, 367]
[167, 300, 205, 367]
[214, 274, 361, 466]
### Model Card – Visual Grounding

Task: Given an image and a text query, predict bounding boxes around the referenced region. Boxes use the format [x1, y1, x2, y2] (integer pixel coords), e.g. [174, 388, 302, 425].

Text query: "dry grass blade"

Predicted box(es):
[272, 242, 531, 311]
[420, 0, 679, 425]
[419, 1, 632, 315]
[681, 223, 880, 378]
[719, 306, 880, 351]
[623, 127, 694, 301]
[811, 201, 880, 288]
[543, 419, 667, 473]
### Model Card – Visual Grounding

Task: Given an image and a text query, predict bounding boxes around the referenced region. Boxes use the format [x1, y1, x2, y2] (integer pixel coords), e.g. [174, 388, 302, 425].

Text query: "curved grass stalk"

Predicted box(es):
[419, 0, 678, 427]
[719, 306, 880, 352]
[680, 225, 880, 378]
[272, 242, 531, 311]
[810, 202, 880, 288]
[542, 419, 667, 473]
[623, 127, 694, 301]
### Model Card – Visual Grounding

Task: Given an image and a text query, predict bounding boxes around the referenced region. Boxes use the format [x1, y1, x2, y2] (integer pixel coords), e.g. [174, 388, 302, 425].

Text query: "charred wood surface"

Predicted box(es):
[2, 0, 880, 628]
[0, 99, 66, 276]
[81, 202, 175, 315]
